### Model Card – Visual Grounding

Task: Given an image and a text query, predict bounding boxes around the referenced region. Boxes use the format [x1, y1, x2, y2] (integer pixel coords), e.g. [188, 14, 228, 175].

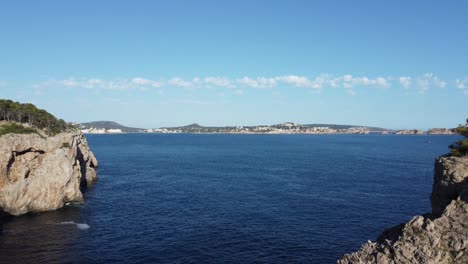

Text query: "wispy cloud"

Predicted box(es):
[202, 77, 233, 88]
[336, 75, 390, 89]
[236, 74, 390, 90]
[32, 73, 465, 95]
[168, 77, 193, 88]
[456, 78, 468, 89]
[399, 76, 411, 88]
[415, 73, 446, 93]
[131, 77, 162, 88]
[237, 77, 276, 89]
[35, 78, 162, 91]
[275, 75, 319, 88]
[397, 73, 446, 94]
[455, 78, 468, 96]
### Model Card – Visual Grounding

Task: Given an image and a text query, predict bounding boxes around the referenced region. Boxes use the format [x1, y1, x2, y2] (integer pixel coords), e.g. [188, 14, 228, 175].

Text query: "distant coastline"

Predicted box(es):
[77, 121, 458, 135]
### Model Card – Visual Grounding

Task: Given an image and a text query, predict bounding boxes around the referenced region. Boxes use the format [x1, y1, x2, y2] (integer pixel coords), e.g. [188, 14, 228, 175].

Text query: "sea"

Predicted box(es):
[0, 134, 460, 263]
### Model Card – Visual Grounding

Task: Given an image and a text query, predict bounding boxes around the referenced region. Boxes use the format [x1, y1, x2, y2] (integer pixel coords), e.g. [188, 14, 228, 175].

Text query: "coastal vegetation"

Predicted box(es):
[0, 123, 38, 137]
[0, 99, 71, 136]
[449, 119, 468, 157]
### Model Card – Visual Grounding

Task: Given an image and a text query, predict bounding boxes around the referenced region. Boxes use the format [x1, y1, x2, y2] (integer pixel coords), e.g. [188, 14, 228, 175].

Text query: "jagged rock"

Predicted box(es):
[0, 132, 97, 216]
[338, 156, 468, 264]
[431, 156, 468, 216]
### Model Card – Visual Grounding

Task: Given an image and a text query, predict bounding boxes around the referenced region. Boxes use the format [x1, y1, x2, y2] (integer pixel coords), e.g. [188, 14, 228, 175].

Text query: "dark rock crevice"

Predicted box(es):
[76, 146, 88, 192]
[5, 149, 45, 183]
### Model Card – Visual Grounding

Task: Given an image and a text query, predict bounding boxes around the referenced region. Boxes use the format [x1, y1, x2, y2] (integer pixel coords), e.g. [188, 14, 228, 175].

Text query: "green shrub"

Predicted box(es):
[0, 123, 38, 137]
[449, 119, 468, 157]
[61, 142, 70, 148]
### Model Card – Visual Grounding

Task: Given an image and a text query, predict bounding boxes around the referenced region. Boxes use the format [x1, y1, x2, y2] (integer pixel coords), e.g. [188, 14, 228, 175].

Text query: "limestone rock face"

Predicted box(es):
[338, 156, 468, 264]
[431, 156, 468, 216]
[0, 132, 98, 216]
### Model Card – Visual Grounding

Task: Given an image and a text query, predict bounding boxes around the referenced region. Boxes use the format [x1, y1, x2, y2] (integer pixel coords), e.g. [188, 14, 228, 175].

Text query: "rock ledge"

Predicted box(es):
[0, 132, 97, 216]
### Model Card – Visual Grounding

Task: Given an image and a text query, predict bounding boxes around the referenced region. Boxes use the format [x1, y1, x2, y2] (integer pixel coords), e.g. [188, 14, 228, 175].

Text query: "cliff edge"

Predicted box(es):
[338, 155, 468, 263]
[0, 132, 98, 216]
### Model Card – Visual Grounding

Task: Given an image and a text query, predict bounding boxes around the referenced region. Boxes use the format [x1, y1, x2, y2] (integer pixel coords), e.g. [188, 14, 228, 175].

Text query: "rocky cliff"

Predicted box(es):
[338, 156, 468, 264]
[0, 132, 97, 216]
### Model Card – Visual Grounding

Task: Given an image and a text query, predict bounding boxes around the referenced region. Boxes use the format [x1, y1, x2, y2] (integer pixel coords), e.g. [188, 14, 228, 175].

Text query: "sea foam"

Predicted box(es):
[59, 221, 90, 230]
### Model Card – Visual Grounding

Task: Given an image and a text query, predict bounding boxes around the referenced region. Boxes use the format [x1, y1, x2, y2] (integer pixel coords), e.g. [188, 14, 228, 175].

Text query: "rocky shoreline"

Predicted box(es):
[338, 155, 468, 263]
[0, 131, 97, 216]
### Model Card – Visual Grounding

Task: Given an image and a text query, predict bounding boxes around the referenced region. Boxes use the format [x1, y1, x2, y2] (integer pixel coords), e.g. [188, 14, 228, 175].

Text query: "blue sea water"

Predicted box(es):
[0, 134, 460, 263]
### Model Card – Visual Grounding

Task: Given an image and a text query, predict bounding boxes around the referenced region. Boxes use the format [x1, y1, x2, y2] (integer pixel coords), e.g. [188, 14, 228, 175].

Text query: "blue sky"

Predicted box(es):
[0, 0, 467, 129]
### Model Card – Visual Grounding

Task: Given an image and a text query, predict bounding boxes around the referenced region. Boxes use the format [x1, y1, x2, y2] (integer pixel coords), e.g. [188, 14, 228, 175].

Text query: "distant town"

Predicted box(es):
[77, 121, 457, 135]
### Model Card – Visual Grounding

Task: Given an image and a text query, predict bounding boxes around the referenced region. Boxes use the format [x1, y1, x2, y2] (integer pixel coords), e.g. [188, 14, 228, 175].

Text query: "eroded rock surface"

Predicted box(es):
[0, 132, 97, 216]
[338, 156, 468, 264]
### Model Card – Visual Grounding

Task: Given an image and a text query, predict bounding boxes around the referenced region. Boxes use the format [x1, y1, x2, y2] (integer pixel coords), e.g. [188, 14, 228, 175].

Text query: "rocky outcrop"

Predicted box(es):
[338, 156, 468, 264]
[427, 128, 456, 135]
[431, 156, 468, 216]
[0, 132, 97, 216]
[394, 129, 424, 135]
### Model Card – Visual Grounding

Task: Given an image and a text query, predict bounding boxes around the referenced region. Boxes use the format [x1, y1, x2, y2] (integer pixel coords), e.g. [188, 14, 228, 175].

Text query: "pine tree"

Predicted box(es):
[449, 119, 468, 156]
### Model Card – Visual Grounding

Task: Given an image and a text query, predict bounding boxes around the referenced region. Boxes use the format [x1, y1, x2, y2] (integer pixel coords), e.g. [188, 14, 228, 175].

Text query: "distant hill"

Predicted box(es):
[79, 121, 143, 133]
[160, 122, 388, 133]
[302, 123, 387, 131]
[160, 123, 227, 133]
[181, 123, 204, 129]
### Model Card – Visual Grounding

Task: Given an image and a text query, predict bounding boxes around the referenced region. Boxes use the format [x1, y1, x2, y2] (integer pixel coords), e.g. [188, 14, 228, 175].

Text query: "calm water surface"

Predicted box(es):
[0, 134, 459, 263]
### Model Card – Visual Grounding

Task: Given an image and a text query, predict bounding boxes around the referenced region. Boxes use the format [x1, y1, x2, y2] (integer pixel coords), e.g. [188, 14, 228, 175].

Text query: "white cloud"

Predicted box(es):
[36, 77, 164, 91]
[131, 77, 162, 88]
[310, 75, 335, 89]
[340, 75, 390, 88]
[376, 77, 389, 87]
[30, 73, 461, 95]
[278, 74, 391, 90]
[456, 78, 468, 89]
[414, 73, 446, 94]
[343, 75, 353, 82]
[399, 77, 411, 88]
[275, 75, 317, 88]
[395, 73, 447, 94]
[203, 77, 232, 88]
[168, 77, 193, 88]
[457, 78, 468, 96]
[237, 77, 276, 88]
[33, 75, 392, 92]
